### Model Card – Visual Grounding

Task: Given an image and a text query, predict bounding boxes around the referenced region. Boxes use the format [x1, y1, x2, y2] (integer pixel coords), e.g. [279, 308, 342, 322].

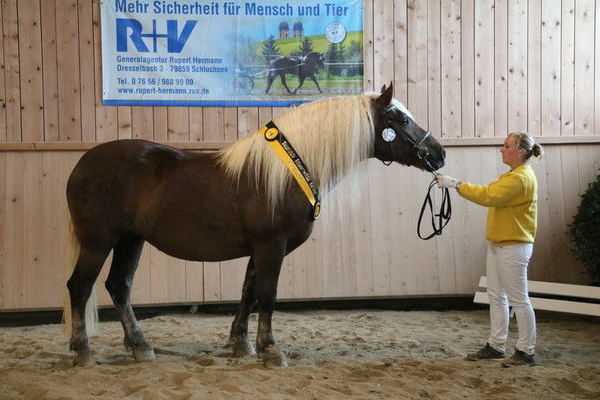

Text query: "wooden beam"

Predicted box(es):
[1, 136, 600, 152]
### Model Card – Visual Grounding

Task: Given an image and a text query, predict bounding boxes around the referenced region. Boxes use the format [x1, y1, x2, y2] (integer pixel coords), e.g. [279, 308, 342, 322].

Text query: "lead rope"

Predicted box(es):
[417, 174, 452, 240]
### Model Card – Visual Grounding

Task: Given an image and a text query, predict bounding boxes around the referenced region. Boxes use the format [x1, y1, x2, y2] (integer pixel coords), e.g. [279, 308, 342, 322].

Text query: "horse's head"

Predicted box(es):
[371, 83, 445, 172]
[305, 52, 325, 70]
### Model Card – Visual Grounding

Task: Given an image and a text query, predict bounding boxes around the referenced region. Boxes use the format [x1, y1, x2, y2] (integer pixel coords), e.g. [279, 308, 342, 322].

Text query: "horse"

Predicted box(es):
[264, 52, 324, 95]
[65, 83, 446, 367]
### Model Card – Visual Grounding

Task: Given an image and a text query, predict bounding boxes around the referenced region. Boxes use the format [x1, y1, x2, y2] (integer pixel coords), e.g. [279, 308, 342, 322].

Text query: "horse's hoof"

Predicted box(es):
[132, 345, 156, 362]
[73, 351, 95, 367]
[229, 338, 256, 357]
[262, 345, 288, 367]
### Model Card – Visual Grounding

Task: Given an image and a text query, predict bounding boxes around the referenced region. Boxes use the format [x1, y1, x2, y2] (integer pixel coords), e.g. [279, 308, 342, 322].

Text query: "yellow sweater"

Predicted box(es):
[457, 164, 538, 246]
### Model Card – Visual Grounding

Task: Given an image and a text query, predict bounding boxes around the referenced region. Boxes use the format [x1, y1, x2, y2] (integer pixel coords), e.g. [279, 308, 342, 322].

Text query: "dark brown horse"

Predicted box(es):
[264, 51, 324, 95]
[65, 84, 445, 367]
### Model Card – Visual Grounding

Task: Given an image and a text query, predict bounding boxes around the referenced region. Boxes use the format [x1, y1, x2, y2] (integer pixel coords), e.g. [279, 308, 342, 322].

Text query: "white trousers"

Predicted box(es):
[486, 242, 536, 355]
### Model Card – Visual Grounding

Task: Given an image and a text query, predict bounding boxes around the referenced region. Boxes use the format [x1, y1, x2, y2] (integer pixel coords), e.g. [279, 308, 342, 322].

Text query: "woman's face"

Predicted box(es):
[501, 136, 526, 169]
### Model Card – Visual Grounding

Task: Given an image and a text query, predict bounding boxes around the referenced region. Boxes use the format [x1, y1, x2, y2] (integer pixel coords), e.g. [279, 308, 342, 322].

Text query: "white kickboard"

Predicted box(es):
[474, 276, 600, 317]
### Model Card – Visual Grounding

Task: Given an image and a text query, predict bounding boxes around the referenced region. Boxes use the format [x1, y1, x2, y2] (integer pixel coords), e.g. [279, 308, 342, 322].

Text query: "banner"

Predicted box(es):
[101, 0, 364, 107]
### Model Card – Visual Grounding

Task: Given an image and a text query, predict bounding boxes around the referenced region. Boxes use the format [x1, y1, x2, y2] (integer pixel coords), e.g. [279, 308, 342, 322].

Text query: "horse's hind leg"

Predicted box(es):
[67, 246, 110, 366]
[228, 258, 257, 357]
[252, 243, 287, 366]
[265, 73, 275, 94]
[310, 75, 323, 93]
[105, 233, 155, 362]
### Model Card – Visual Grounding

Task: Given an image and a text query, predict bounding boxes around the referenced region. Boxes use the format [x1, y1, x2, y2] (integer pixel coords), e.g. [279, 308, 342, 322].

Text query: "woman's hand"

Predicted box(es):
[436, 175, 461, 189]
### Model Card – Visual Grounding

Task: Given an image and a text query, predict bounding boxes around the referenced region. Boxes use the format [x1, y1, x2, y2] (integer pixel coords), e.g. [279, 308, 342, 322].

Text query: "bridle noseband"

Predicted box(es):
[379, 105, 435, 172]
[378, 104, 451, 240]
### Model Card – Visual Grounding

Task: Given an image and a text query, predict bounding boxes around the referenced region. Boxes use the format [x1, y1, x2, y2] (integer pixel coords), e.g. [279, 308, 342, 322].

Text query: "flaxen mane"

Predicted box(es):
[216, 95, 378, 211]
[217, 94, 417, 212]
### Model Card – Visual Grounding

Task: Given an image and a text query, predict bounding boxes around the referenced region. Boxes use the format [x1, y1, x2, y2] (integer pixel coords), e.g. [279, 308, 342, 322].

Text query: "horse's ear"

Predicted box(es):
[377, 82, 394, 108]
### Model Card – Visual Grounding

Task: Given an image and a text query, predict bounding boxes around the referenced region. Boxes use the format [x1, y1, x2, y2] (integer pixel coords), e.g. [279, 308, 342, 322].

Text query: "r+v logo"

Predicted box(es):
[116, 18, 197, 53]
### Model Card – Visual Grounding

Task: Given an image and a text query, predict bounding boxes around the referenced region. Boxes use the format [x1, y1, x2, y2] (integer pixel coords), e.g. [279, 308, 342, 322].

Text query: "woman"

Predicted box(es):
[436, 132, 543, 367]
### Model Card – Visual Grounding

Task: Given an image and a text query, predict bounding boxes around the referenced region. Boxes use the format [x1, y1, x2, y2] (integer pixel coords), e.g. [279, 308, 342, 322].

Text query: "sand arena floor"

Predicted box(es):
[0, 308, 598, 399]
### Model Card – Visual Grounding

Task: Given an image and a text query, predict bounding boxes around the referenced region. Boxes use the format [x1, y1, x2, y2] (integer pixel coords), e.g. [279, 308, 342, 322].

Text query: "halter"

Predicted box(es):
[379, 104, 452, 240]
[379, 105, 435, 170]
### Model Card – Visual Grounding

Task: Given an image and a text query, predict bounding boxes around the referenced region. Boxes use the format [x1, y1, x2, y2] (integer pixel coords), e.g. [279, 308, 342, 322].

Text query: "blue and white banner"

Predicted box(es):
[101, 0, 364, 107]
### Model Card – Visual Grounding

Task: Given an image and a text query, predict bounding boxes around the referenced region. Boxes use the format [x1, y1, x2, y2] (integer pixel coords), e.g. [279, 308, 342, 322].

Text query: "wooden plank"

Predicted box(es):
[574, 0, 595, 135]
[474, 291, 600, 317]
[23, 153, 44, 307]
[117, 107, 132, 139]
[237, 107, 257, 138]
[427, 0, 441, 136]
[188, 107, 203, 142]
[352, 170, 373, 297]
[152, 107, 168, 142]
[560, 145, 584, 283]
[3, 153, 25, 308]
[460, 0, 475, 138]
[575, 144, 599, 195]
[165, 107, 193, 302]
[131, 242, 152, 305]
[493, 0, 507, 137]
[561, 0, 575, 135]
[474, 0, 494, 137]
[542, 146, 567, 282]
[440, 0, 461, 138]
[393, 0, 408, 103]
[322, 188, 347, 297]
[258, 107, 272, 128]
[527, 0, 541, 134]
[40, 0, 58, 142]
[367, 160, 390, 296]
[92, 0, 116, 142]
[0, 154, 5, 306]
[149, 246, 170, 304]
[202, 107, 225, 302]
[17, 0, 43, 142]
[3, 0, 21, 142]
[56, 0, 81, 141]
[167, 107, 189, 141]
[407, 0, 428, 125]
[541, 0, 562, 136]
[132, 107, 154, 140]
[373, 0, 394, 89]
[597, 1, 600, 135]
[215, 107, 245, 302]
[184, 106, 205, 303]
[507, 0, 528, 133]
[0, 1, 6, 142]
[78, 0, 96, 142]
[363, 0, 374, 91]
[528, 155, 551, 282]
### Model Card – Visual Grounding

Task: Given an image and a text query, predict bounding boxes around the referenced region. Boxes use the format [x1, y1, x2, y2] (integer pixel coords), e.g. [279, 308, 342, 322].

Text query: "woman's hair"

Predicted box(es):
[508, 132, 544, 161]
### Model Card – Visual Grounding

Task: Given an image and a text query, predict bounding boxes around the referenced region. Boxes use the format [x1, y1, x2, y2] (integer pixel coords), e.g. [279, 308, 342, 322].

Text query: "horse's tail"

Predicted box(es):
[62, 218, 99, 337]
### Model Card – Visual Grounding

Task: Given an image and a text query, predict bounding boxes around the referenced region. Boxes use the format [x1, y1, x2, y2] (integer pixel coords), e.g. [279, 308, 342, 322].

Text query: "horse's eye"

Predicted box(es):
[402, 118, 409, 125]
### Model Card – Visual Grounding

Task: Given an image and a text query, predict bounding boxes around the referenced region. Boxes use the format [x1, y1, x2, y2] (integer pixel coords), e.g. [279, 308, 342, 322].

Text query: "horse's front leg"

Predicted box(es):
[265, 72, 275, 94]
[227, 258, 257, 357]
[310, 75, 323, 93]
[293, 76, 306, 94]
[253, 242, 287, 366]
[279, 74, 293, 94]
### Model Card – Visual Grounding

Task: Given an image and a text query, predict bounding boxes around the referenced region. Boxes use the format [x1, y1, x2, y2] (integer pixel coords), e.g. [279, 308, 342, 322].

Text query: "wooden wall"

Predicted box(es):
[1, 0, 599, 310]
